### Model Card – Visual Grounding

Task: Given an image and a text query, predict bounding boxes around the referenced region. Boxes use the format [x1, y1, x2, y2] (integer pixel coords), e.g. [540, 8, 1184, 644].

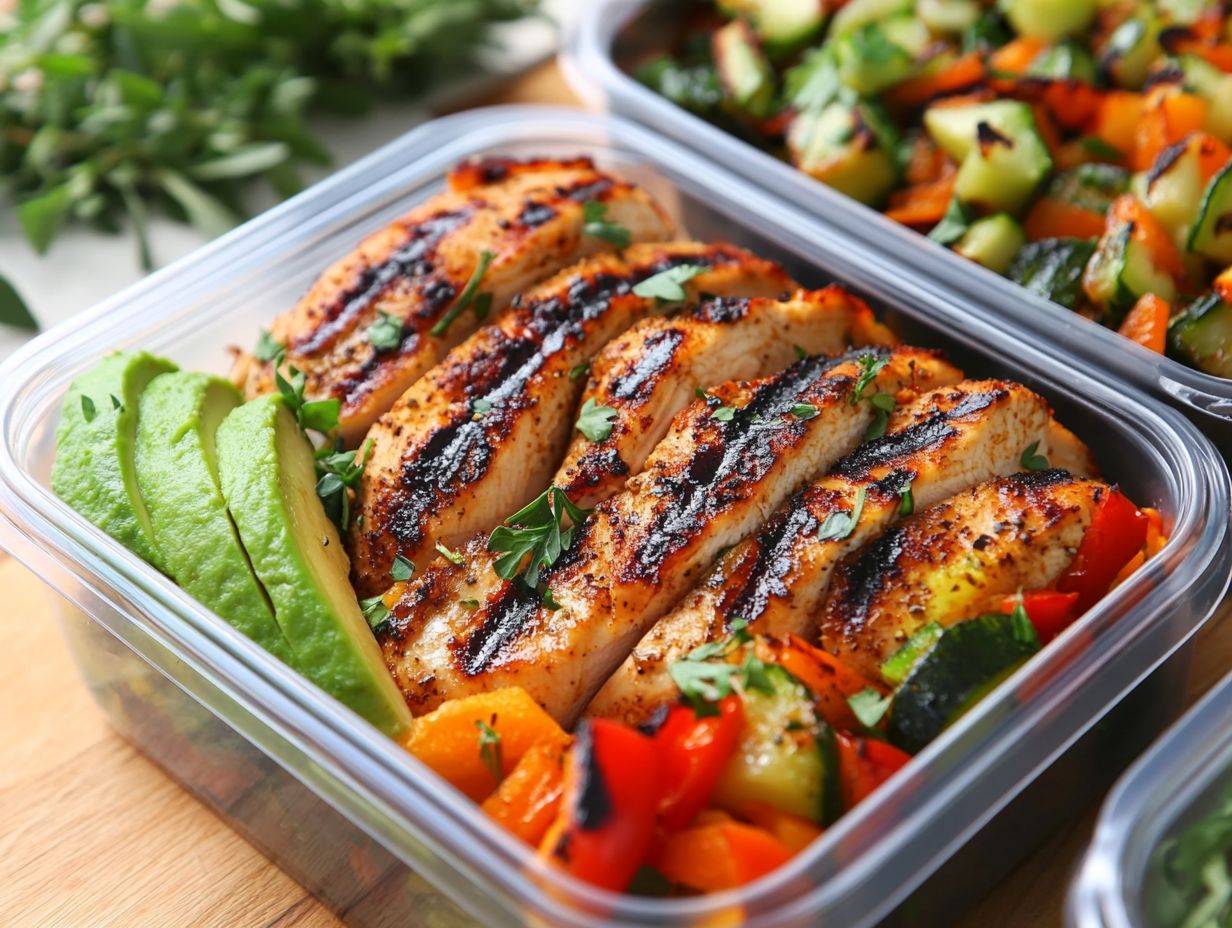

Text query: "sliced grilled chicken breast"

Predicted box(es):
[349, 243, 791, 596]
[589, 378, 1095, 722]
[821, 470, 1108, 679]
[553, 286, 897, 509]
[232, 157, 675, 443]
[378, 347, 961, 723]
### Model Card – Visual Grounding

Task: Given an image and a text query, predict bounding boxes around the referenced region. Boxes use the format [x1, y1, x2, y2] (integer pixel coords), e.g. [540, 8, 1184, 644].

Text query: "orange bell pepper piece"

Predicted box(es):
[481, 742, 566, 846]
[1215, 265, 1232, 303]
[885, 174, 958, 227]
[736, 801, 825, 853]
[1117, 293, 1171, 354]
[652, 821, 794, 892]
[1108, 195, 1187, 281]
[886, 52, 986, 109]
[989, 37, 1048, 77]
[1023, 198, 1108, 241]
[756, 635, 882, 731]
[1093, 92, 1145, 158]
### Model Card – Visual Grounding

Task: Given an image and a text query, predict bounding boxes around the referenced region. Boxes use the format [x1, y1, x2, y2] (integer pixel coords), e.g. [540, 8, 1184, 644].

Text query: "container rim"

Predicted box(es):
[561, 0, 1232, 423]
[1, 105, 1228, 927]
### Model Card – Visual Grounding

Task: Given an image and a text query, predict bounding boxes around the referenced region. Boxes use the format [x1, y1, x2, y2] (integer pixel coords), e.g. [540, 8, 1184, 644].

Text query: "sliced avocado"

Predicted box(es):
[216, 394, 412, 737]
[135, 372, 294, 664]
[52, 351, 178, 566]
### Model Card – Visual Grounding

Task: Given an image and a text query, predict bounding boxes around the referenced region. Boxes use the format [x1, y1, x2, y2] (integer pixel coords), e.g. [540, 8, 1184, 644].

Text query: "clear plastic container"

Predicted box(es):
[562, 0, 1232, 451]
[0, 105, 1228, 928]
[1069, 667, 1232, 928]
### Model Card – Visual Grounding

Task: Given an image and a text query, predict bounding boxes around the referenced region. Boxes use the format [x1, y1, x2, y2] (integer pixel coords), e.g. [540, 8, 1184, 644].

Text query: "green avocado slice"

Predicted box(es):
[216, 394, 411, 737]
[52, 351, 178, 566]
[135, 372, 294, 665]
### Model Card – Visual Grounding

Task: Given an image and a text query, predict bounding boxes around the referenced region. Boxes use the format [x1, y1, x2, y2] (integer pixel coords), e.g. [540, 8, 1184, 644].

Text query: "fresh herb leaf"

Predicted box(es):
[668, 618, 769, 715]
[848, 687, 893, 730]
[0, 274, 37, 332]
[475, 718, 503, 783]
[390, 554, 414, 583]
[789, 403, 818, 420]
[361, 594, 391, 630]
[1020, 441, 1049, 471]
[315, 438, 372, 533]
[850, 354, 889, 405]
[817, 486, 867, 542]
[568, 363, 590, 381]
[711, 405, 736, 422]
[899, 481, 914, 517]
[793, 344, 808, 360]
[366, 310, 403, 353]
[929, 197, 975, 246]
[632, 264, 706, 303]
[460, 598, 480, 609]
[276, 358, 340, 435]
[430, 250, 494, 338]
[540, 586, 562, 611]
[582, 200, 632, 249]
[435, 541, 465, 565]
[487, 486, 593, 589]
[80, 395, 96, 422]
[110, 394, 123, 412]
[255, 329, 283, 363]
[576, 398, 617, 442]
[865, 392, 895, 440]
[472, 398, 493, 419]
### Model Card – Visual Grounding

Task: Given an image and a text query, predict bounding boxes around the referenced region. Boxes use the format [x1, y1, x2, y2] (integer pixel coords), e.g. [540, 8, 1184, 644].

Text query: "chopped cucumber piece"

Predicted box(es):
[1044, 164, 1129, 215]
[788, 100, 898, 205]
[1003, 0, 1096, 42]
[918, 0, 981, 34]
[1028, 41, 1098, 83]
[1100, 15, 1163, 90]
[1188, 163, 1232, 264]
[1144, 137, 1209, 247]
[834, 21, 921, 96]
[1178, 54, 1232, 142]
[887, 612, 1041, 754]
[881, 622, 944, 687]
[718, 0, 827, 52]
[1084, 222, 1178, 325]
[830, 0, 912, 37]
[1169, 291, 1232, 376]
[713, 19, 777, 119]
[713, 664, 841, 824]
[1007, 237, 1097, 308]
[954, 213, 1027, 273]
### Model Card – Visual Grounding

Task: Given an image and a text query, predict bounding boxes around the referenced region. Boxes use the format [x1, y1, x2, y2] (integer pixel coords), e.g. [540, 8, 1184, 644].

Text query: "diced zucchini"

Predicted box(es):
[887, 612, 1041, 754]
[954, 213, 1027, 273]
[918, 0, 980, 35]
[1188, 163, 1232, 264]
[1044, 164, 1130, 215]
[788, 100, 898, 205]
[924, 101, 1053, 214]
[635, 57, 725, 117]
[880, 622, 944, 687]
[834, 20, 922, 96]
[1178, 54, 1232, 142]
[882, 15, 932, 58]
[1003, 0, 1096, 42]
[784, 46, 840, 111]
[713, 19, 777, 119]
[1169, 291, 1232, 376]
[1028, 41, 1098, 83]
[713, 664, 841, 824]
[1083, 222, 1178, 325]
[1100, 15, 1163, 90]
[1143, 137, 1209, 247]
[718, 0, 827, 52]
[1007, 237, 1097, 308]
[829, 0, 912, 38]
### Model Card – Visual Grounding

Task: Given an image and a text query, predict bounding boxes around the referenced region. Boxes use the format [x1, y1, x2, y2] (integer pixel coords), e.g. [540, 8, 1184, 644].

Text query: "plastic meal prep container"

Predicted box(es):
[563, 0, 1232, 453]
[1069, 666, 1232, 928]
[0, 105, 1228, 928]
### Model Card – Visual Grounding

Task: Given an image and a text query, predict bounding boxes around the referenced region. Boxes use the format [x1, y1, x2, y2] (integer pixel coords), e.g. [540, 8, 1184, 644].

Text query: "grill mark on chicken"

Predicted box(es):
[609, 328, 687, 402]
[459, 580, 543, 676]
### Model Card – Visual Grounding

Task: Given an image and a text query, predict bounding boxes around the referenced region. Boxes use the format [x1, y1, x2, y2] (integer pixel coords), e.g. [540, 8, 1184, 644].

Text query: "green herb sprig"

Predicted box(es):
[817, 486, 867, 542]
[668, 618, 775, 717]
[487, 485, 592, 589]
[476, 718, 504, 783]
[315, 438, 372, 533]
[582, 200, 631, 249]
[430, 250, 494, 337]
[575, 398, 617, 442]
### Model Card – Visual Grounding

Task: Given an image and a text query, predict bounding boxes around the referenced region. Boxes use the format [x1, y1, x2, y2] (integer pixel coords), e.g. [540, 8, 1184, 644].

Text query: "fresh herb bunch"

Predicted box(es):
[0, 0, 539, 268]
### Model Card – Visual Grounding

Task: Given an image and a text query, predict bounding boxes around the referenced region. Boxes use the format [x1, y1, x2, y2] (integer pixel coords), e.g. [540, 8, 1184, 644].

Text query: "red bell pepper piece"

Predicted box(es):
[836, 733, 912, 810]
[538, 718, 660, 892]
[999, 590, 1081, 645]
[654, 695, 744, 831]
[1057, 488, 1149, 612]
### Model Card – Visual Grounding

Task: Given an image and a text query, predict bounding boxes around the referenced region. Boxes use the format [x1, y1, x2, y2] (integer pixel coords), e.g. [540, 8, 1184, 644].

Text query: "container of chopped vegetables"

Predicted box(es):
[563, 0, 1232, 450]
[0, 105, 1229, 927]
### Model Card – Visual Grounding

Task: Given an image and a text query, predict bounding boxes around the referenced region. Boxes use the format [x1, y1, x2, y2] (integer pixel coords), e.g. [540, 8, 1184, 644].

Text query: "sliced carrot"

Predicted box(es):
[652, 822, 794, 892]
[886, 51, 985, 109]
[401, 687, 571, 801]
[989, 37, 1048, 77]
[1117, 293, 1171, 354]
[1024, 198, 1108, 241]
[885, 173, 958, 226]
[481, 742, 565, 846]
[737, 801, 824, 853]
[756, 635, 881, 731]
[1094, 92, 1146, 158]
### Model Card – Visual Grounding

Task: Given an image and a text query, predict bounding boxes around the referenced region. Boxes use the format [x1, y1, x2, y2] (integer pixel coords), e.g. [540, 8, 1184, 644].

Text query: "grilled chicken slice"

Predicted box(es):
[821, 470, 1109, 679]
[349, 243, 792, 596]
[232, 156, 675, 444]
[378, 347, 961, 723]
[589, 378, 1097, 722]
[553, 286, 897, 509]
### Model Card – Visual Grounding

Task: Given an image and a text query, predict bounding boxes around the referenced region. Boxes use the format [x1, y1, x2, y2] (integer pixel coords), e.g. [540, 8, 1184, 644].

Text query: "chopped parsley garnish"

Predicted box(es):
[254, 328, 284, 362]
[540, 586, 562, 611]
[793, 344, 808, 360]
[789, 402, 818, 420]
[847, 686, 893, 730]
[667, 618, 774, 717]
[632, 264, 706, 303]
[315, 438, 372, 533]
[435, 541, 465, 565]
[711, 405, 736, 422]
[80, 395, 96, 422]
[475, 717, 503, 783]
[568, 363, 590, 381]
[817, 486, 867, 542]
[928, 196, 975, 246]
[575, 398, 618, 442]
[361, 594, 391, 630]
[430, 249, 494, 338]
[850, 353, 889, 405]
[899, 481, 914, 517]
[471, 397, 493, 419]
[460, 598, 480, 610]
[390, 554, 415, 583]
[366, 310, 403, 352]
[1020, 441, 1049, 471]
[581, 200, 632, 249]
[487, 486, 592, 588]
[110, 394, 124, 412]
[865, 392, 895, 440]
[276, 358, 340, 435]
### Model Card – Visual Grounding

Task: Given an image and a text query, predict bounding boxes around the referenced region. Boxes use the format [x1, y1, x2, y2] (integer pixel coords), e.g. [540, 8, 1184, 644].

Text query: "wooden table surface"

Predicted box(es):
[4, 59, 1230, 928]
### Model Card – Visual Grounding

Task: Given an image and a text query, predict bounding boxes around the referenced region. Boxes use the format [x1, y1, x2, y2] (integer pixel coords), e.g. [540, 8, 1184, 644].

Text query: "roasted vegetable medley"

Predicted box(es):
[53, 156, 1164, 898]
[634, 0, 1232, 377]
